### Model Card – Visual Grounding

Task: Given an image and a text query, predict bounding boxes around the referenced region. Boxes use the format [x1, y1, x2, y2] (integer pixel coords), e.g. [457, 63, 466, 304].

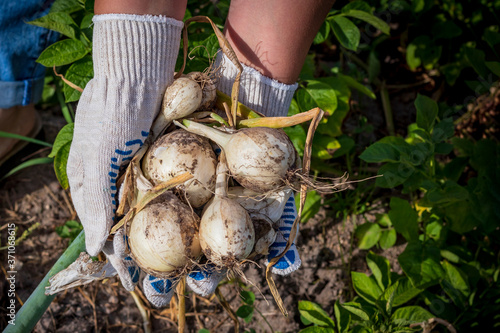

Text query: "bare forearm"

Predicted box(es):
[95, 0, 187, 20]
[224, 0, 335, 84]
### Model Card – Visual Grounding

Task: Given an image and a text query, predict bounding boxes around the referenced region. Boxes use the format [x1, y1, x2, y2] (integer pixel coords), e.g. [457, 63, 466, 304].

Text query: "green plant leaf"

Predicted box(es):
[351, 272, 383, 304]
[0, 131, 52, 148]
[390, 306, 433, 326]
[80, 12, 94, 29]
[315, 77, 350, 137]
[56, 220, 83, 242]
[1, 157, 53, 180]
[298, 301, 335, 328]
[439, 200, 480, 234]
[297, 190, 322, 223]
[337, 73, 376, 99]
[198, 329, 210, 333]
[376, 213, 392, 227]
[342, 10, 390, 35]
[330, 16, 360, 51]
[332, 135, 355, 158]
[297, 80, 338, 116]
[63, 56, 93, 102]
[415, 94, 438, 132]
[422, 180, 469, 206]
[85, 0, 95, 13]
[36, 39, 89, 67]
[284, 125, 306, 157]
[379, 229, 397, 250]
[451, 137, 474, 157]
[384, 280, 397, 316]
[355, 223, 381, 250]
[334, 300, 351, 333]
[312, 135, 340, 160]
[298, 327, 335, 333]
[368, 50, 381, 83]
[379, 277, 422, 307]
[236, 305, 253, 323]
[432, 118, 454, 143]
[341, 1, 372, 14]
[432, 20, 462, 40]
[435, 141, 453, 155]
[367, 252, 391, 290]
[398, 241, 445, 288]
[465, 47, 489, 79]
[485, 61, 500, 77]
[300, 54, 316, 81]
[28, 12, 79, 40]
[406, 35, 441, 71]
[49, 123, 74, 158]
[49, 0, 84, 13]
[359, 142, 400, 163]
[288, 98, 301, 116]
[300, 314, 313, 326]
[388, 197, 418, 242]
[441, 260, 470, 309]
[54, 142, 72, 190]
[314, 20, 330, 44]
[190, 33, 219, 59]
[483, 28, 500, 49]
[375, 162, 413, 188]
[341, 302, 370, 321]
[240, 290, 255, 306]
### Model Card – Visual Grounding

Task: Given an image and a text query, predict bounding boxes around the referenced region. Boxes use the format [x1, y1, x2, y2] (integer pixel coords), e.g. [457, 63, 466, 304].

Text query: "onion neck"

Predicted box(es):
[214, 151, 229, 197]
[150, 112, 171, 141]
[181, 120, 231, 148]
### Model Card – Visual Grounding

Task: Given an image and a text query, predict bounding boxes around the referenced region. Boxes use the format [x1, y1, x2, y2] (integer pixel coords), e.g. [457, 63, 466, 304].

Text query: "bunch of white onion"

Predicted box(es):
[119, 72, 300, 279]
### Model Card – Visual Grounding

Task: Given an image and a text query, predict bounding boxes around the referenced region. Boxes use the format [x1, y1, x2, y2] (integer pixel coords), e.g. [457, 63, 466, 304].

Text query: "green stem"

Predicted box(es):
[380, 81, 395, 136]
[55, 83, 74, 125]
[254, 306, 274, 332]
[0, 131, 52, 148]
[3, 231, 85, 333]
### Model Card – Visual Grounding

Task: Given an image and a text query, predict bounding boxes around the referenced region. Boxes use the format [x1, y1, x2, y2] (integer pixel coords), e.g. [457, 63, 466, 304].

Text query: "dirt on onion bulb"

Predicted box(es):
[199, 152, 255, 268]
[128, 192, 202, 278]
[142, 129, 217, 208]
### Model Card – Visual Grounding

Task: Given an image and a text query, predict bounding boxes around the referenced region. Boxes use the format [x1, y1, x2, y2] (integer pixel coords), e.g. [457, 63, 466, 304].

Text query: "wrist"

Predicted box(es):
[92, 14, 183, 85]
[215, 52, 298, 117]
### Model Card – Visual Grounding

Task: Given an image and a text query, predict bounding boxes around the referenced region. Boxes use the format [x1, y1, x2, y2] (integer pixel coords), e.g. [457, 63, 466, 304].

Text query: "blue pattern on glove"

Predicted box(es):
[109, 131, 149, 218]
[186, 264, 226, 297]
[148, 275, 173, 294]
[266, 195, 301, 275]
[124, 256, 140, 283]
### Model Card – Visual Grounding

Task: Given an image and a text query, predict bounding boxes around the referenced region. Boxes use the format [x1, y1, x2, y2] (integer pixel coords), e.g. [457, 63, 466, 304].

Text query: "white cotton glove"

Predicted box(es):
[67, 14, 183, 257]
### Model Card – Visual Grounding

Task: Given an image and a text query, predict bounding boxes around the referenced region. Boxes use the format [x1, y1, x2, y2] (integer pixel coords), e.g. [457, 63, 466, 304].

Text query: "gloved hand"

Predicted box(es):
[66, 14, 183, 306]
[186, 52, 302, 296]
[108, 228, 177, 307]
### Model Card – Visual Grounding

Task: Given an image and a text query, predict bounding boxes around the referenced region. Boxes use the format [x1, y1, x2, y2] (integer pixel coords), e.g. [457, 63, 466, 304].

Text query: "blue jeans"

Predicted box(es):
[0, 0, 58, 108]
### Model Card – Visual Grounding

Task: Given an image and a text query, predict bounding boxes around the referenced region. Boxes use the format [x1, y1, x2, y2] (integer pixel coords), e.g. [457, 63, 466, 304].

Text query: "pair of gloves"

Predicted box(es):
[67, 14, 301, 307]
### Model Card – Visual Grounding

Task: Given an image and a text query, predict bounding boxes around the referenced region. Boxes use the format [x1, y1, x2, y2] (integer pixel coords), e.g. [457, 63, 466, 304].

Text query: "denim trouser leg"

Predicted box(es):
[0, 0, 59, 108]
